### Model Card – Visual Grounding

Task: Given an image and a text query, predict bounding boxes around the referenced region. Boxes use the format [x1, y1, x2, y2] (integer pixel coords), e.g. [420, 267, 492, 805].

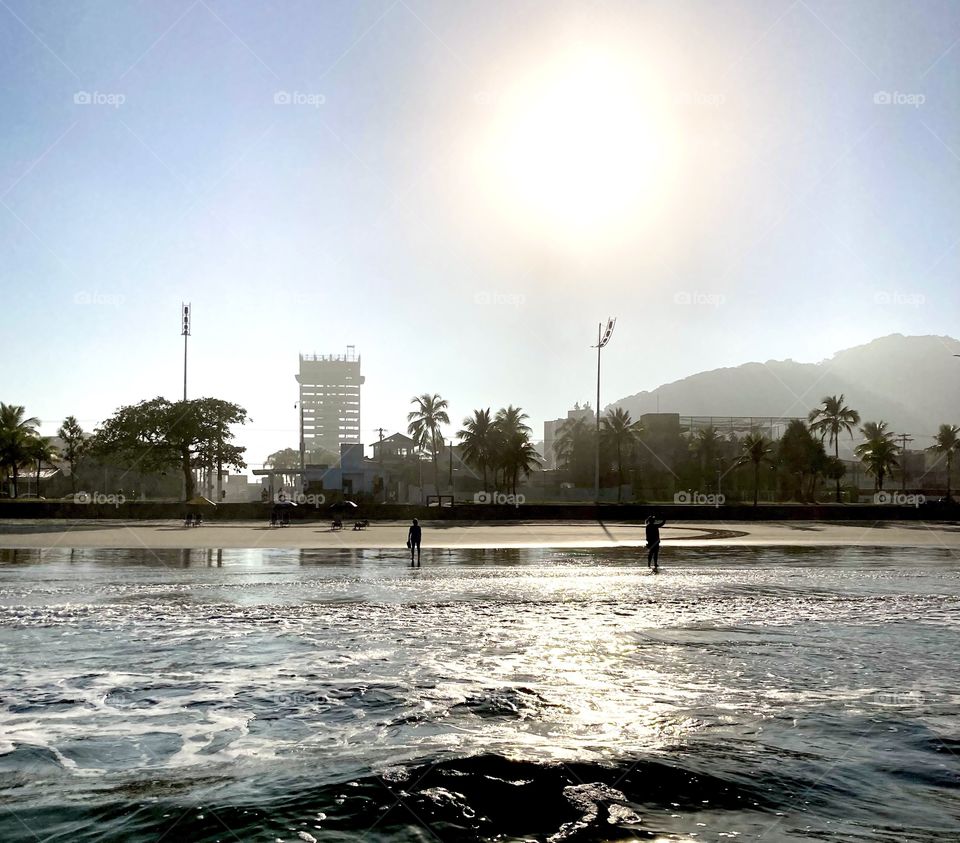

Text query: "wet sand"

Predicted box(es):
[0, 518, 958, 550]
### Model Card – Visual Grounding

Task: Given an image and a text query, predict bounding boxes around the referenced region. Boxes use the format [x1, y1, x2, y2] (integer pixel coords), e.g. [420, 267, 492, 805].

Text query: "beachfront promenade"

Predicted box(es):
[1, 519, 958, 549]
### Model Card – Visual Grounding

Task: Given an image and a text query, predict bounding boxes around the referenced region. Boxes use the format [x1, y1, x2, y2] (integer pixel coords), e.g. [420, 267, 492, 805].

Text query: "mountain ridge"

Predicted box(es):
[611, 334, 960, 440]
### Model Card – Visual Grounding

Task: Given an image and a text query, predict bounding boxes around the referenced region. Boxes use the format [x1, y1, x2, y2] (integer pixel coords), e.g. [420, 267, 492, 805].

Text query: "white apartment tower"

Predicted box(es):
[297, 347, 364, 459]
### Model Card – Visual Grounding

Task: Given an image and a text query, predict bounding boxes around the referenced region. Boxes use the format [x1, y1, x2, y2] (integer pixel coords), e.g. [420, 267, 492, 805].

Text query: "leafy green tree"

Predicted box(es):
[928, 423, 960, 500]
[92, 397, 247, 500]
[266, 448, 301, 470]
[407, 393, 450, 500]
[738, 431, 774, 506]
[57, 416, 88, 493]
[458, 408, 495, 492]
[26, 437, 58, 498]
[778, 420, 822, 502]
[0, 403, 40, 497]
[601, 408, 643, 502]
[855, 420, 899, 491]
[808, 395, 860, 502]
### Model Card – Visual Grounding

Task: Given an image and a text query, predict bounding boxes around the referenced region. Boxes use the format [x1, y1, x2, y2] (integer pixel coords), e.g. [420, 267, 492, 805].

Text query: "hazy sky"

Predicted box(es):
[2, 0, 959, 467]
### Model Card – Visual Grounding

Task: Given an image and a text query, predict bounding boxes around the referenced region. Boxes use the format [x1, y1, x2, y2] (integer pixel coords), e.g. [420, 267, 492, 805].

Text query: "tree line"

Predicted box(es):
[1, 397, 247, 500]
[3, 391, 958, 503]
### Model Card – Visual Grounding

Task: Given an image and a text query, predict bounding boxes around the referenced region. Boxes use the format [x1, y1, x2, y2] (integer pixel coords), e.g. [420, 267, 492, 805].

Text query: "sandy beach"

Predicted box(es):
[0, 518, 958, 550]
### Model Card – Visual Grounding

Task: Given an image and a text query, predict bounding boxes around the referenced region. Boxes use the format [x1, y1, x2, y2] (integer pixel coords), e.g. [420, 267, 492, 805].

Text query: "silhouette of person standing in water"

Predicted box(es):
[645, 514, 666, 570]
[407, 518, 422, 566]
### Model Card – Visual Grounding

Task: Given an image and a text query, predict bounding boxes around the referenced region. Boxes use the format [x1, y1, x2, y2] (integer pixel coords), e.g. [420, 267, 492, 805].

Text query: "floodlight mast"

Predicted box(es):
[594, 317, 616, 504]
[181, 303, 191, 401]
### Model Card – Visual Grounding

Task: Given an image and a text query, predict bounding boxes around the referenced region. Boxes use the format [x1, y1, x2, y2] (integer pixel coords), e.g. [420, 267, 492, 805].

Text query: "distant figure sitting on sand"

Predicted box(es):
[645, 514, 666, 569]
[407, 518, 422, 566]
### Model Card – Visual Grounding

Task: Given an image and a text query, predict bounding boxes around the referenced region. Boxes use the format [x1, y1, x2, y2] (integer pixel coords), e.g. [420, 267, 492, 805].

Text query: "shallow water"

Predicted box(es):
[1, 545, 958, 841]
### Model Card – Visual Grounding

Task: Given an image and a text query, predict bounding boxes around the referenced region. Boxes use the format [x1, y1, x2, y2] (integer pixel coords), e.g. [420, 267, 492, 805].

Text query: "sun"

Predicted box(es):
[477, 49, 678, 245]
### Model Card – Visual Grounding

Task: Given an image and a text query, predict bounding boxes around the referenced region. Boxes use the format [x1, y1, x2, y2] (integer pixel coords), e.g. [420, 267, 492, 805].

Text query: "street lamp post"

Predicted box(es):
[593, 317, 616, 504]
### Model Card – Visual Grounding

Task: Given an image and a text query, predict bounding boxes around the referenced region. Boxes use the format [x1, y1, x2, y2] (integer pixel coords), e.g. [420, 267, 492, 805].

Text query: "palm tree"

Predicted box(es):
[600, 408, 643, 502]
[858, 439, 899, 491]
[500, 430, 542, 496]
[855, 421, 899, 491]
[554, 416, 595, 487]
[853, 421, 900, 492]
[808, 395, 860, 502]
[0, 403, 40, 498]
[407, 393, 450, 500]
[493, 406, 531, 493]
[857, 420, 895, 445]
[928, 423, 960, 501]
[458, 408, 495, 492]
[738, 432, 774, 506]
[26, 437, 58, 498]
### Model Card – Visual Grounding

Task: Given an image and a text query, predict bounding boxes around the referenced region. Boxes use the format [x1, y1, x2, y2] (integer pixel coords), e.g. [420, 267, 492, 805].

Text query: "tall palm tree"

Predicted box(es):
[738, 432, 774, 506]
[407, 393, 450, 500]
[0, 403, 40, 498]
[493, 406, 531, 493]
[854, 420, 899, 491]
[928, 423, 960, 501]
[458, 408, 495, 492]
[858, 438, 899, 492]
[500, 430, 542, 496]
[26, 437, 58, 498]
[808, 395, 860, 502]
[554, 416, 595, 487]
[600, 408, 643, 502]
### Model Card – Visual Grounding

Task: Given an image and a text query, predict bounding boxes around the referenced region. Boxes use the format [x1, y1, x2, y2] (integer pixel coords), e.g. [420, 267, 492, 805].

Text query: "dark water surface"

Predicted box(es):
[1, 545, 958, 841]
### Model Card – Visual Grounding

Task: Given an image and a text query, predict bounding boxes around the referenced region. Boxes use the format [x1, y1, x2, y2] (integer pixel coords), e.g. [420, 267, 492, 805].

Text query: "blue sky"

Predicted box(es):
[2, 0, 958, 467]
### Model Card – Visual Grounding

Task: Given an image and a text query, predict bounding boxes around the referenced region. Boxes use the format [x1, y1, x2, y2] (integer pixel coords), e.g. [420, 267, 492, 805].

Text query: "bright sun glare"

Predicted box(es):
[479, 49, 678, 245]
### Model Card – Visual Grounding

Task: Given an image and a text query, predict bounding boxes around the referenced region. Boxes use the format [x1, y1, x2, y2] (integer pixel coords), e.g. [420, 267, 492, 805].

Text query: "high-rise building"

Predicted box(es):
[297, 347, 364, 458]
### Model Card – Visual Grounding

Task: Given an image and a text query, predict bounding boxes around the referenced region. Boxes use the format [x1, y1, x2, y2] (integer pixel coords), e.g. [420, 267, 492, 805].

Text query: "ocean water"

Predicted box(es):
[0, 544, 958, 842]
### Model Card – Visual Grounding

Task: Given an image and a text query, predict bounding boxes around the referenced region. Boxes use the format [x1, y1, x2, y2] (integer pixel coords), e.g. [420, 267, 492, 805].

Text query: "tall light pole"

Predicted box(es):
[181, 303, 191, 401]
[593, 317, 616, 504]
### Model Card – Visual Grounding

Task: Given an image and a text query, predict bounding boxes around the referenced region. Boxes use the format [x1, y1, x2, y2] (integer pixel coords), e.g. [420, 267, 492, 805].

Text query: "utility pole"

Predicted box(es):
[376, 427, 386, 503]
[181, 303, 191, 401]
[897, 432, 914, 493]
[296, 402, 305, 481]
[592, 317, 616, 504]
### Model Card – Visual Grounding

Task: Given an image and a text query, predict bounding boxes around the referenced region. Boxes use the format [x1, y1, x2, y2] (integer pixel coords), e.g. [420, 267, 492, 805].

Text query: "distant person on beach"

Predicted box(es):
[407, 518, 422, 566]
[645, 514, 666, 569]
